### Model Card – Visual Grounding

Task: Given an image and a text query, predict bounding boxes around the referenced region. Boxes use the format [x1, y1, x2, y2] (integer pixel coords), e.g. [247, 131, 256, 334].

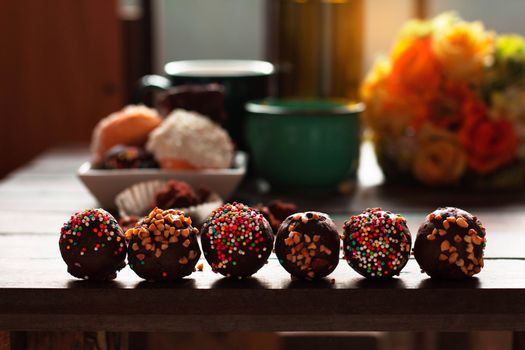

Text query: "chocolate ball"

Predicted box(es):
[59, 208, 127, 280]
[102, 145, 158, 169]
[154, 180, 200, 209]
[257, 200, 298, 233]
[343, 208, 411, 279]
[125, 208, 201, 281]
[414, 207, 486, 279]
[275, 212, 340, 280]
[200, 202, 273, 278]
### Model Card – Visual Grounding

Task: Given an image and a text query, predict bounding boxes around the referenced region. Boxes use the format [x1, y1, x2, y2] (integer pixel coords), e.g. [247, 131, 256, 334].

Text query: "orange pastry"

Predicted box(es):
[91, 105, 162, 162]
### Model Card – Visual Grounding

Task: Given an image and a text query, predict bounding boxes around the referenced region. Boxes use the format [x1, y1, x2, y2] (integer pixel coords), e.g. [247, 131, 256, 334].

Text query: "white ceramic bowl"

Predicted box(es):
[78, 152, 246, 209]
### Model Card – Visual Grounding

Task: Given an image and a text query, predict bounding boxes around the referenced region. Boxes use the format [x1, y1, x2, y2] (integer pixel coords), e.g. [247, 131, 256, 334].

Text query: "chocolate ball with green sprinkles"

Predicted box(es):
[200, 202, 274, 279]
[414, 207, 486, 279]
[342, 208, 411, 279]
[59, 208, 127, 280]
[125, 207, 201, 281]
[275, 212, 340, 280]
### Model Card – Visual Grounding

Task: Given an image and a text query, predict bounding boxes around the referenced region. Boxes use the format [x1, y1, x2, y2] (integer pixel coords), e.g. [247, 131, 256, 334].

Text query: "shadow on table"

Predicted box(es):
[134, 278, 197, 289]
[66, 280, 126, 289]
[348, 277, 407, 289]
[418, 277, 481, 289]
[211, 277, 267, 289]
[285, 277, 336, 289]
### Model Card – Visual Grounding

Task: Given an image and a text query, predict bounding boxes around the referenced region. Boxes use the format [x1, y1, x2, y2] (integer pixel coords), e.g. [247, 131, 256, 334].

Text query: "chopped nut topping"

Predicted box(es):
[188, 250, 198, 259]
[127, 208, 195, 259]
[456, 217, 468, 228]
[472, 235, 483, 245]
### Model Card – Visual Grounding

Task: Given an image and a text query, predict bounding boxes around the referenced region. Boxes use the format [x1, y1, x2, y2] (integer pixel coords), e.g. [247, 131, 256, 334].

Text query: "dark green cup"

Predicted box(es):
[245, 99, 363, 189]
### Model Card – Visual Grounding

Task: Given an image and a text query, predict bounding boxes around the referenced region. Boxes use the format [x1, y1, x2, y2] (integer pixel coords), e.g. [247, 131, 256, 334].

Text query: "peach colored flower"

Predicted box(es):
[413, 125, 466, 186]
[433, 19, 494, 82]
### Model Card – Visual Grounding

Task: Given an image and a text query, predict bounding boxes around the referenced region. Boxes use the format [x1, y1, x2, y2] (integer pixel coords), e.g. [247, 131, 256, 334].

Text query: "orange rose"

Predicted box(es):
[362, 59, 427, 137]
[427, 80, 476, 130]
[459, 100, 519, 174]
[389, 37, 442, 102]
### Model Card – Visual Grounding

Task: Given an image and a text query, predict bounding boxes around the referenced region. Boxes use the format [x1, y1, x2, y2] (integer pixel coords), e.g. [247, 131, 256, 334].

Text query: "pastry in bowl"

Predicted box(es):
[91, 105, 162, 163]
[146, 109, 234, 170]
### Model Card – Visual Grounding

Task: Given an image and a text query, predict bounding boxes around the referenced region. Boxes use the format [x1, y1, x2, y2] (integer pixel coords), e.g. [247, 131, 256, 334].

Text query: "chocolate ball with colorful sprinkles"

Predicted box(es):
[275, 212, 340, 280]
[414, 207, 486, 279]
[59, 208, 127, 280]
[343, 208, 411, 279]
[125, 207, 201, 281]
[200, 202, 273, 278]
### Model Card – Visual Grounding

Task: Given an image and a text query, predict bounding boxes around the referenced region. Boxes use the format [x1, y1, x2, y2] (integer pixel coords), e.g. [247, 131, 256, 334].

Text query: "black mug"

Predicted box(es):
[136, 59, 275, 150]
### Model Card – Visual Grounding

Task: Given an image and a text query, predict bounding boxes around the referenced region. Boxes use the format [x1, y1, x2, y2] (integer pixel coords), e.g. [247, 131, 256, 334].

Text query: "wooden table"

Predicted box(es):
[1, 147, 525, 347]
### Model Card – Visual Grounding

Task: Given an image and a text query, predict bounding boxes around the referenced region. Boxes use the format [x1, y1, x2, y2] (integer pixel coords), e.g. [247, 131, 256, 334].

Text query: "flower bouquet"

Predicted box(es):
[362, 13, 525, 189]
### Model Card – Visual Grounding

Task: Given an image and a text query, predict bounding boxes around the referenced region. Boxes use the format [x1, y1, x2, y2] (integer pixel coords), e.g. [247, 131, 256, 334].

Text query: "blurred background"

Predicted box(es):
[1, 1, 524, 349]
[3, 0, 525, 179]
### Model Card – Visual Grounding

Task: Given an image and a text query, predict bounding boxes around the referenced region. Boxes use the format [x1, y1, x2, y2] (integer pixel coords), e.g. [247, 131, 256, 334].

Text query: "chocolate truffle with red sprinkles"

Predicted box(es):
[125, 208, 201, 281]
[59, 208, 127, 280]
[200, 202, 273, 278]
[343, 208, 411, 279]
[275, 212, 340, 280]
[414, 207, 486, 279]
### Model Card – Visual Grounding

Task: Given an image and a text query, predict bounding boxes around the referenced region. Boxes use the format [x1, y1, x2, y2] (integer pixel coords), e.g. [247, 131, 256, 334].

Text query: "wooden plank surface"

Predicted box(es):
[1, 250, 525, 331]
[1, 147, 525, 332]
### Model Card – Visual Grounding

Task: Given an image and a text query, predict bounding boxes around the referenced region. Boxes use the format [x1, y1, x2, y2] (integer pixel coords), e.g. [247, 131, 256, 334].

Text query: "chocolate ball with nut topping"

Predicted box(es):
[126, 208, 201, 281]
[275, 212, 340, 280]
[414, 207, 486, 280]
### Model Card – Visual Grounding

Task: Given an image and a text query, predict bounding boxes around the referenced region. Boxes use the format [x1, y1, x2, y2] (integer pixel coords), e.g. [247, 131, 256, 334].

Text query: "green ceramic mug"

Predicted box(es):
[245, 99, 363, 189]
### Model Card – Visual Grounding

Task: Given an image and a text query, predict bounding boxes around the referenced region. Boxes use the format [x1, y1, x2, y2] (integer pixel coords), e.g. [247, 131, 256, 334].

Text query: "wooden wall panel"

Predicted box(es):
[0, 0, 124, 178]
